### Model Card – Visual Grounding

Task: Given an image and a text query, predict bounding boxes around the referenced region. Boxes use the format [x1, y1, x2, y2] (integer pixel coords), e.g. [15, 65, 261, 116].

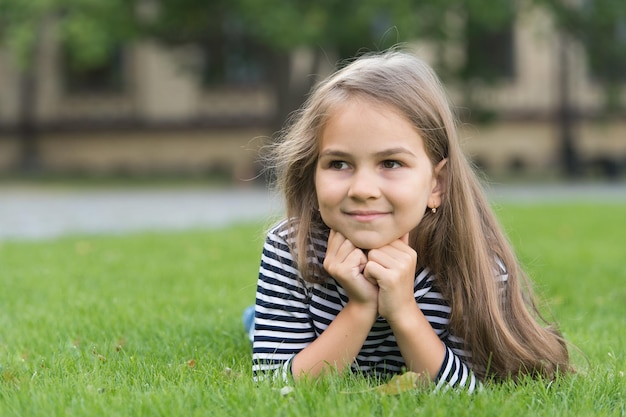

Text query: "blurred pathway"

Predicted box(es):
[485, 182, 626, 204]
[0, 182, 624, 241]
[0, 186, 282, 240]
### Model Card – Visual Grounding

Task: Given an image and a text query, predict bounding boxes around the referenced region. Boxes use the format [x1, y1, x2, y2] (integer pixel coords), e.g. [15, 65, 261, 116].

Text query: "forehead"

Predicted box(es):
[319, 91, 417, 132]
[318, 97, 427, 155]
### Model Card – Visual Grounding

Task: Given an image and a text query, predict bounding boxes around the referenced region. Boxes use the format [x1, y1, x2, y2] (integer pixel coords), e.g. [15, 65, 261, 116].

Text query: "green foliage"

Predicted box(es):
[236, 0, 417, 52]
[140, 0, 232, 43]
[0, 0, 49, 67]
[148, 0, 431, 58]
[0, 204, 625, 416]
[59, 0, 137, 68]
[536, 0, 626, 112]
[2, 0, 624, 83]
[0, 0, 137, 69]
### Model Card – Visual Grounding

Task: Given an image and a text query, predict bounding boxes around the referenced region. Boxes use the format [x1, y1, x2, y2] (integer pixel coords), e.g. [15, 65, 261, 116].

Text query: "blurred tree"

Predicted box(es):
[236, 0, 427, 130]
[2, 0, 621, 177]
[0, 0, 138, 172]
[538, 0, 626, 112]
[534, 0, 626, 177]
[145, 0, 464, 132]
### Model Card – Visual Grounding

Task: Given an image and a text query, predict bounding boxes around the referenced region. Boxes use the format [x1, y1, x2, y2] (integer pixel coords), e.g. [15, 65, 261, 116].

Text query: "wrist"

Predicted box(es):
[343, 300, 378, 323]
[385, 302, 421, 329]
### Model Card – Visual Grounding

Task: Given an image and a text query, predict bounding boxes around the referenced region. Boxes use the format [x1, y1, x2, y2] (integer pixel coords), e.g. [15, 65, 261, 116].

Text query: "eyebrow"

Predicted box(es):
[319, 147, 417, 158]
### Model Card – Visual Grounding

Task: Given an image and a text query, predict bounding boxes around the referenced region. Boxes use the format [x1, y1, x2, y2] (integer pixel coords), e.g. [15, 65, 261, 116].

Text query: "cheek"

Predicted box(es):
[407, 212, 426, 232]
[315, 173, 339, 207]
[315, 186, 341, 228]
[400, 180, 431, 226]
[316, 189, 338, 223]
[314, 174, 324, 208]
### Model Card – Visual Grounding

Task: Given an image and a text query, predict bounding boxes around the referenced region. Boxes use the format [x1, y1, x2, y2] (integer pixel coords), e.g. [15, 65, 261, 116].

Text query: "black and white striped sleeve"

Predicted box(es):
[252, 225, 316, 381]
[413, 271, 478, 392]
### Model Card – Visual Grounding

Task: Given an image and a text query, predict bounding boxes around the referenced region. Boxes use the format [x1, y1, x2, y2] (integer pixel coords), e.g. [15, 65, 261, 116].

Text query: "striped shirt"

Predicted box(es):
[252, 220, 478, 391]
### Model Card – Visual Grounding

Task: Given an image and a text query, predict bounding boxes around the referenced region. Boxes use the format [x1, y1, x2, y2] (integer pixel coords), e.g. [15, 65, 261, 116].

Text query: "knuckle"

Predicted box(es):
[323, 260, 335, 274]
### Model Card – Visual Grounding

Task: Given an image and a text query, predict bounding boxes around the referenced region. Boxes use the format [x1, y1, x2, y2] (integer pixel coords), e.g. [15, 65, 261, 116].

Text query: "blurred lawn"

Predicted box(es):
[0, 203, 624, 416]
[496, 204, 626, 365]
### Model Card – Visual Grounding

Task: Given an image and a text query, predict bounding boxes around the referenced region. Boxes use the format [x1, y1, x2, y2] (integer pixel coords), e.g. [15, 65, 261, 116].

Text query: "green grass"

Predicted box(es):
[1, 204, 625, 416]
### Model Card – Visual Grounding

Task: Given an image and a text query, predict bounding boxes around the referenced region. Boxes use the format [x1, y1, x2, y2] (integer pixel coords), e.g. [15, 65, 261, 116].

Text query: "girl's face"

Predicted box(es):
[315, 98, 445, 249]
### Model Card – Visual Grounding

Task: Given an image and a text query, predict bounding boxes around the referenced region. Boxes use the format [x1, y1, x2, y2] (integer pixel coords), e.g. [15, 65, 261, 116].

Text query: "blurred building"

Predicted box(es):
[0, 6, 624, 180]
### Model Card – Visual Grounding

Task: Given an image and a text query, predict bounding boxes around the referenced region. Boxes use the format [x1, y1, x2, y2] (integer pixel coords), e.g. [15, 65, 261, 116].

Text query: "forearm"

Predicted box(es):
[388, 303, 446, 382]
[291, 302, 377, 380]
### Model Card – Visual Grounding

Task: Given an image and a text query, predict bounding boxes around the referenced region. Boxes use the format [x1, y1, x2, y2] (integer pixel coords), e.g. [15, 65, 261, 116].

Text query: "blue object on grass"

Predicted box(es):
[243, 305, 255, 343]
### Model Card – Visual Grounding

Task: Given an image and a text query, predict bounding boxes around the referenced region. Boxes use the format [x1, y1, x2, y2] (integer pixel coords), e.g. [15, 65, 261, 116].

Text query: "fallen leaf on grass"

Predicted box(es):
[3, 369, 18, 384]
[92, 348, 106, 362]
[341, 371, 421, 395]
[375, 372, 420, 395]
[223, 367, 242, 378]
[115, 338, 126, 352]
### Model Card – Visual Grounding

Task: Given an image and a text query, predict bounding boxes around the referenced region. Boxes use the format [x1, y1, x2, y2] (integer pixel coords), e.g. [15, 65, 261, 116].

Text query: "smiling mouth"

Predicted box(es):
[345, 211, 389, 222]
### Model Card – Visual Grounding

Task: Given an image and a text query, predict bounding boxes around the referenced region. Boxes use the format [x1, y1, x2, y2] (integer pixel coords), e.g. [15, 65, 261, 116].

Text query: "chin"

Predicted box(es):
[346, 235, 393, 250]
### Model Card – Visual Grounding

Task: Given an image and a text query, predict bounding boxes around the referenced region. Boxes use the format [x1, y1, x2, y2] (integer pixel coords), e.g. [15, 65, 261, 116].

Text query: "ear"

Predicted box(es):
[429, 158, 448, 209]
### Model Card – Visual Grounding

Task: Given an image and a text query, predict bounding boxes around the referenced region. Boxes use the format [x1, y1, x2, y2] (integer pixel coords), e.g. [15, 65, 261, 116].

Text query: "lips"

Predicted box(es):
[344, 210, 389, 222]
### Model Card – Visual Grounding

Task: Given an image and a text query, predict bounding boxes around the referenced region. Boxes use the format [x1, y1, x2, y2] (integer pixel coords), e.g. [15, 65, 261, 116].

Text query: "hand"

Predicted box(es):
[364, 234, 417, 322]
[324, 230, 378, 311]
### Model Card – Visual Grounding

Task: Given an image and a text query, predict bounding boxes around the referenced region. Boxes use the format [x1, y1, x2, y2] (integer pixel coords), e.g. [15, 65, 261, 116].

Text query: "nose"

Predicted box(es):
[347, 168, 381, 200]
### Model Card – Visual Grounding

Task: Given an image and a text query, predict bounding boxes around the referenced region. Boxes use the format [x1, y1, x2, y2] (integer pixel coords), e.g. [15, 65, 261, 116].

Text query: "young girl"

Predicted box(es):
[251, 50, 570, 390]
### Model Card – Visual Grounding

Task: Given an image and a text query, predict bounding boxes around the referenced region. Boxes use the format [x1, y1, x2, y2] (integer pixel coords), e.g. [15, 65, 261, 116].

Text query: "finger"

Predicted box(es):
[387, 237, 416, 257]
[362, 272, 379, 287]
[325, 230, 366, 276]
[346, 247, 368, 272]
[327, 229, 337, 248]
[368, 244, 415, 271]
[363, 260, 386, 283]
[333, 233, 363, 263]
[326, 229, 345, 256]
[366, 249, 395, 270]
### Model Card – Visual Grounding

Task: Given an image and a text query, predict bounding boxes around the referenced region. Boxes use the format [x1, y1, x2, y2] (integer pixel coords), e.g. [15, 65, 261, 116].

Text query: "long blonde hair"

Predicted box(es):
[268, 50, 570, 382]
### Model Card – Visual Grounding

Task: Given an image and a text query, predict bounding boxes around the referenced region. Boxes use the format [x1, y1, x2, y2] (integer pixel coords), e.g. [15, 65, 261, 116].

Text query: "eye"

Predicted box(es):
[329, 160, 349, 170]
[381, 160, 402, 169]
